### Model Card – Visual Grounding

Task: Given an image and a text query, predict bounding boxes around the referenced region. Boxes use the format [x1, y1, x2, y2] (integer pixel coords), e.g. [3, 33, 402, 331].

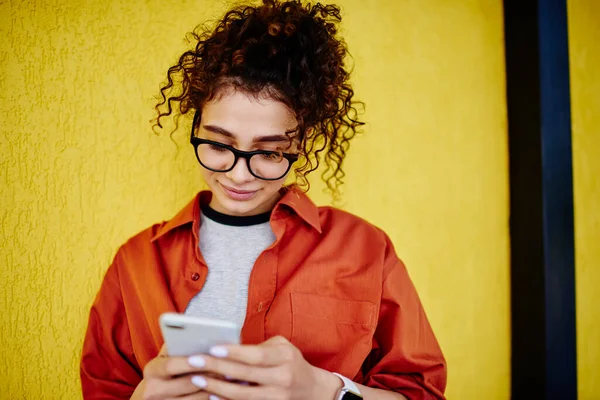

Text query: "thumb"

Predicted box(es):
[262, 335, 289, 346]
[158, 343, 168, 357]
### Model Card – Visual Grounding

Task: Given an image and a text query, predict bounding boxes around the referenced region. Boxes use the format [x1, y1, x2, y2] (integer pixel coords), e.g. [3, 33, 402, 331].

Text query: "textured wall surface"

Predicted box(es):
[568, 0, 600, 398]
[0, 0, 509, 399]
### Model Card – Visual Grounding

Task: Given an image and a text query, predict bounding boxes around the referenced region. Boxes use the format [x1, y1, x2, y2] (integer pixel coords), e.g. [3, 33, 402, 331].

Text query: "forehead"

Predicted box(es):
[200, 90, 297, 140]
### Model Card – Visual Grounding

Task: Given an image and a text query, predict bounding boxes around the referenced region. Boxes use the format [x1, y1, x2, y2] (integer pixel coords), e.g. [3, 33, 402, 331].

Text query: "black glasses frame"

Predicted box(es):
[190, 110, 299, 181]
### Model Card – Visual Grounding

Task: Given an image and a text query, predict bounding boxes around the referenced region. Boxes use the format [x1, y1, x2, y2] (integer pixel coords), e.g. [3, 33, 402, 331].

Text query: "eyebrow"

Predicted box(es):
[202, 124, 297, 143]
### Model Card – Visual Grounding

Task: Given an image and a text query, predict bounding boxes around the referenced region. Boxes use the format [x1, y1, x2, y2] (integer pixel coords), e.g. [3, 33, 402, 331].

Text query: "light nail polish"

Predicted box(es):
[188, 356, 206, 367]
[209, 346, 228, 358]
[209, 395, 220, 400]
[191, 375, 207, 388]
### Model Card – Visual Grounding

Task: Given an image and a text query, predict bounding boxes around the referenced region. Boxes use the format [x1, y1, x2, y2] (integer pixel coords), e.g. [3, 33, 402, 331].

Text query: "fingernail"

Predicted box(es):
[188, 355, 206, 368]
[191, 375, 207, 388]
[209, 396, 220, 400]
[209, 346, 228, 358]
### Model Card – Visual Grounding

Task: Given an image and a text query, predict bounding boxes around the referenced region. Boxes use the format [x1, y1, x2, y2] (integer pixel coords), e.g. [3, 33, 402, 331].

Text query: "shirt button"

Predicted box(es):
[191, 272, 200, 281]
[257, 302, 263, 312]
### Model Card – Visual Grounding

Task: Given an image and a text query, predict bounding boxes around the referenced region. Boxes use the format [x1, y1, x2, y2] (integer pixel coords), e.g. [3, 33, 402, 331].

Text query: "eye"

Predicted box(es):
[208, 144, 228, 153]
[261, 152, 283, 161]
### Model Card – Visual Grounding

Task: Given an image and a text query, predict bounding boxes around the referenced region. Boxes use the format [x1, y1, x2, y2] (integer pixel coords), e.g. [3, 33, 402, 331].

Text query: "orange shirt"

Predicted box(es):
[80, 188, 447, 399]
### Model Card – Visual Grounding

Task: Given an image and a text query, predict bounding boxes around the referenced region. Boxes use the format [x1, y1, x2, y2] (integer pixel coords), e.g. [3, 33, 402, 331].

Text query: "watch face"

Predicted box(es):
[342, 392, 363, 400]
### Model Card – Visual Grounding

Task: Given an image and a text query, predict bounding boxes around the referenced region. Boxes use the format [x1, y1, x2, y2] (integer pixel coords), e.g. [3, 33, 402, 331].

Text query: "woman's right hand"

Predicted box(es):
[130, 346, 210, 400]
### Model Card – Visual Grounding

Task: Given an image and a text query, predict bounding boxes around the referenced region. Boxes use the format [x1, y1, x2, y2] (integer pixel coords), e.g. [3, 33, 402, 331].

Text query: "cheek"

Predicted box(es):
[199, 168, 215, 183]
[260, 178, 286, 196]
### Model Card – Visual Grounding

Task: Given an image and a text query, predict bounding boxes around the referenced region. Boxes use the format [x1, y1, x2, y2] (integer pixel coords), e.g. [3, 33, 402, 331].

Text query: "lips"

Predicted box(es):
[219, 183, 259, 201]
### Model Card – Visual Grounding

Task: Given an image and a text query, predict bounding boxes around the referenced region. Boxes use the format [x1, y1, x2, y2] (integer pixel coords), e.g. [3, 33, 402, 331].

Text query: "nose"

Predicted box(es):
[225, 157, 254, 184]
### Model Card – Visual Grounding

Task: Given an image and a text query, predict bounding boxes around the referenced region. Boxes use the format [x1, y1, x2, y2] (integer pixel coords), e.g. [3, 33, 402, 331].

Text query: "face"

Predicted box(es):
[195, 89, 299, 216]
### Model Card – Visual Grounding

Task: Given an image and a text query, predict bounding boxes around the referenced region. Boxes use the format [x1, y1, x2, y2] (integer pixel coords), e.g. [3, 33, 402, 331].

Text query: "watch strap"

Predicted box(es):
[333, 373, 363, 399]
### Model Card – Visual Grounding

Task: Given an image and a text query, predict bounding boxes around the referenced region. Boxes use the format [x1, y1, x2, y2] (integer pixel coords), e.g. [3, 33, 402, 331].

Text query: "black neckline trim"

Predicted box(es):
[201, 202, 272, 227]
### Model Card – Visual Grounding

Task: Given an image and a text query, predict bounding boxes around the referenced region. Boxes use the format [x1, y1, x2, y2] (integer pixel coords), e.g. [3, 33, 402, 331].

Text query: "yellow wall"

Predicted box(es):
[0, 0, 509, 399]
[568, 1, 600, 398]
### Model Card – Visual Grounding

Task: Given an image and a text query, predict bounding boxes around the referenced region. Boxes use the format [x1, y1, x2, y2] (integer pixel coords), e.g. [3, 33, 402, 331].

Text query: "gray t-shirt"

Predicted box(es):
[184, 205, 276, 327]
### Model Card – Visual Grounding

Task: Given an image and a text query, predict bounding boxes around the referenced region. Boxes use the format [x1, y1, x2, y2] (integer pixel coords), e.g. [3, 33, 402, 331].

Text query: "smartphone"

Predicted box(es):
[159, 312, 241, 357]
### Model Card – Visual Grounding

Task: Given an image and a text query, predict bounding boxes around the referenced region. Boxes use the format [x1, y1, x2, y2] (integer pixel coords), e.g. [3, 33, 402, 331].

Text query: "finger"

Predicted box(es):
[144, 355, 210, 379]
[143, 375, 204, 398]
[166, 391, 211, 400]
[190, 374, 278, 400]
[190, 355, 287, 386]
[209, 337, 296, 367]
[159, 343, 168, 357]
[262, 335, 289, 345]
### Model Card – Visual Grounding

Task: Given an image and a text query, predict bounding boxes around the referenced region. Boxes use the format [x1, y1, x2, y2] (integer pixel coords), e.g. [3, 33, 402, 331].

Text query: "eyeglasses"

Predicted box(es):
[190, 111, 299, 181]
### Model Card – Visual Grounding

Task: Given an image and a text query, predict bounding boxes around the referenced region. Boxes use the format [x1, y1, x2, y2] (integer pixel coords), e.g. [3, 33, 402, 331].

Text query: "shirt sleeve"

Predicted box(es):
[361, 236, 447, 399]
[80, 253, 143, 399]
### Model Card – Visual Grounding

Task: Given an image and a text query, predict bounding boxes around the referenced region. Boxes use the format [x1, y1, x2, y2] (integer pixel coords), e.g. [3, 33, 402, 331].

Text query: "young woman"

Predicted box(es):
[80, 1, 447, 399]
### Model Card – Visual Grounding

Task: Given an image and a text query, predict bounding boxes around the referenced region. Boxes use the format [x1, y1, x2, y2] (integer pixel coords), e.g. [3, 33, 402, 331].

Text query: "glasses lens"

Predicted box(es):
[196, 143, 235, 171]
[249, 152, 291, 180]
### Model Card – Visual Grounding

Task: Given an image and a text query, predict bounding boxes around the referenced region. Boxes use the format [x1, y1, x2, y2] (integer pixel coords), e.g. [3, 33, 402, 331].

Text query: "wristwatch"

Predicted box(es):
[333, 373, 363, 400]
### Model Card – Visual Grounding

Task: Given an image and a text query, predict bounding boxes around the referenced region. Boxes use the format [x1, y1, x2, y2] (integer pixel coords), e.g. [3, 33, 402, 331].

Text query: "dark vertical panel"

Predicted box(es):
[538, 0, 577, 397]
[503, 0, 577, 398]
[504, 0, 546, 395]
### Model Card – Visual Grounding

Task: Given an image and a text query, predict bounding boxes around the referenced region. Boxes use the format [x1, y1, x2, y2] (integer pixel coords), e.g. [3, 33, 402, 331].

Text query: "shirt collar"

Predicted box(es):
[150, 191, 208, 242]
[150, 186, 321, 242]
[275, 186, 322, 233]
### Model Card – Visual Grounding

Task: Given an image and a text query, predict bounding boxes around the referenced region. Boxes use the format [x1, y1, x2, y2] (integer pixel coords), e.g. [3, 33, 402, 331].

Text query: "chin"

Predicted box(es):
[222, 199, 260, 216]
[211, 190, 265, 216]
[203, 175, 283, 216]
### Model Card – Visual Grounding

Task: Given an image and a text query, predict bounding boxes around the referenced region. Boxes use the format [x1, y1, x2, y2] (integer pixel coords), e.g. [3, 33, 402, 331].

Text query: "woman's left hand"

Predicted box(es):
[186, 335, 342, 400]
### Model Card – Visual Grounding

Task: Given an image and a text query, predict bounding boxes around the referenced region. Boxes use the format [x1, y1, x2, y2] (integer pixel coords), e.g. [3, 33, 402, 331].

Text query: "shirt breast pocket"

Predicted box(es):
[290, 292, 377, 378]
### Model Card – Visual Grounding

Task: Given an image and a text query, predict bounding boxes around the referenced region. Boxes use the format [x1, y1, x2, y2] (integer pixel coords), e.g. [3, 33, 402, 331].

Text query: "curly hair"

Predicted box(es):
[154, 0, 364, 198]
